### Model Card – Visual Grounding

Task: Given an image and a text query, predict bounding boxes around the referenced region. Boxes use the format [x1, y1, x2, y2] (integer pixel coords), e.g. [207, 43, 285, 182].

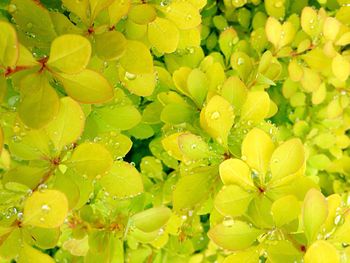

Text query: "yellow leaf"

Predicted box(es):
[332, 54, 350, 82]
[242, 128, 275, 175]
[304, 240, 339, 263]
[148, 17, 180, 53]
[47, 34, 91, 74]
[0, 21, 19, 68]
[323, 17, 340, 41]
[23, 190, 68, 228]
[219, 158, 255, 190]
[270, 138, 305, 181]
[200, 95, 235, 147]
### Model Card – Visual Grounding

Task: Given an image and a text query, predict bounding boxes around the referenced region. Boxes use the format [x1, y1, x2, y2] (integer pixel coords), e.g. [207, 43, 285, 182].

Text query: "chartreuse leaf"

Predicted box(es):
[173, 167, 215, 212]
[161, 103, 194, 125]
[162, 1, 201, 30]
[304, 241, 340, 263]
[22, 226, 60, 249]
[128, 4, 156, 24]
[123, 72, 156, 97]
[62, 236, 89, 257]
[332, 54, 350, 82]
[161, 132, 184, 160]
[61, 0, 89, 24]
[88, 0, 115, 21]
[95, 31, 126, 61]
[271, 195, 300, 227]
[242, 128, 275, 175]
[17, 44, 39, 67]
[323, 17, 340, 41]
[302, 189, 328, 244]
[221, 76, 248, 111]
[187, 68, 209, 107]
[47, 34, 91, 74]
[3, 166, 48, 189]
[214, 185, 254, 217]
[219, 28, 238, 60]
[241, 91, 270, 123]
[148, 17, 179, 53]
[178, 133, 210, 160]
[265, 17, 295, 50]
[0, 21, 18, 68]
[324, 194, 342, 233]
[200, 95, 235, 147]
[67, 142, 113, 179]
[0, 228, 21, 260]
[18, 243, 55, 263]
[219, 158, 255, 190]
[8, 130, 50, 161]
[18, 73, 59, 129]
[230, 52, 253, 82]
[53, 172, 80, 210]
[270, 138, 305, 181]
[267, 240, 302, 263]
[108, 0, 130, 25]
[119, 40, 153, 74]
[98, 132, 132, 160]
[57, 69, 114, 103]
[131, 206, 171, 232]
[94, 104, 141, 130]
[23, 190, 69, 228]
[45, 97, 84, 151]
[223, 248, 260, 263]
[208, 221, 262, 250]
[265, 0, 285, 19]
[100, 161, 143, 198]
[11, 0, 57, 49]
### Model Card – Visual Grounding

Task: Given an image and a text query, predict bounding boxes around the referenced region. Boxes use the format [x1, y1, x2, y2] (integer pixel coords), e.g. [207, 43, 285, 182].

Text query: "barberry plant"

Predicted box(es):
[0, 0, 350, 262]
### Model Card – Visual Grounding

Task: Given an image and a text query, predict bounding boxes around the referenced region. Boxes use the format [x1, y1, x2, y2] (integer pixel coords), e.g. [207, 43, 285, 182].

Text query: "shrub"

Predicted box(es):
[0, 0, 350, 262]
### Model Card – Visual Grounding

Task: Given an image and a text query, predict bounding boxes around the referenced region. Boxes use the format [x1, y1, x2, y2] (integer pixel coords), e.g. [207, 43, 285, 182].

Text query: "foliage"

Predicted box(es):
[0, 0, 349, 262]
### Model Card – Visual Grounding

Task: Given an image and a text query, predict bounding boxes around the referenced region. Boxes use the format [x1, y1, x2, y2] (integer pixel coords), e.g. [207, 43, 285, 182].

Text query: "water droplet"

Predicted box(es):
[334, 215, 342, 225]
[130, 162, 135, 166]
[211, 111, 220, 120]
[39, 217, 45, 222]
[191, 144, 197, 149]
[186, 14, 192, 20]
[12, 135, 22, 143]
[41, 204, 51, 213]
[124, 71, 136, 80]
[274, 0, 283, 8]
[26, 23, 33, 29]
[17, 212, 23, 221]
[237, 57, 245, 65]
[241, 155, 247, 161]
[38, 184, 48, 191]
[181, 215, 187, 220]
[188, 210, 194, 217]
[25, 31, 36, 39]
[223, 216, 234, 227]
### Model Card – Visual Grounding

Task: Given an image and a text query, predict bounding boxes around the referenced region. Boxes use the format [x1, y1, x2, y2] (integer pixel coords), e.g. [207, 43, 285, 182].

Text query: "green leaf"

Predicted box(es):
[160, 103, 194, 125]
[270, 138, 304, 181]
[302, 189, 328, 244]
[200, 95, 235, 147]
[0, 21, 18, 68]
[304, 241, 339, 263]
[132, 206, 172, 232]
[67, 142, 113, 179]
[267, 240, 302, 263]
[100, 161, 144, 199]
[11, 0, 57, 49]
[173, 168, 215, 212]
[214, 185, 254, 217]
[47, 34, 91, 74]
[187, 68, 208, 107]
[94, 104, 141, 131]
[45, 97, 85, 151]
[8, 130, 50, 160]
[221, 76, 248, 111]
[3, 166, 48, 189]
[241, 128, 275, 175]
[95, 31, 126, 61]
[223, 248, 260, 263]
[208, 221, 262, 250]
[22, 226, 60, 249]
[18, 73, 59, 129]
[271, 195, 300, 227]
[119, 40, 153, 74]
[23, 189, 69, 228]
